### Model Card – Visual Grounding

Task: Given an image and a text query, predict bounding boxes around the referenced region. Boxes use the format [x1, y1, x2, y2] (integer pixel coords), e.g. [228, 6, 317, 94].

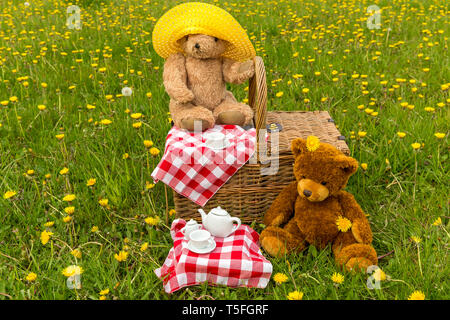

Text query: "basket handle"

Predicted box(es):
[248, 56, 267, 158]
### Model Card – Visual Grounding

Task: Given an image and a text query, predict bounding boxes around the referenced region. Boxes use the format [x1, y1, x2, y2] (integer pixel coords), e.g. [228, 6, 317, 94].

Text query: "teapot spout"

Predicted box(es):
[198, 209, 207, 225]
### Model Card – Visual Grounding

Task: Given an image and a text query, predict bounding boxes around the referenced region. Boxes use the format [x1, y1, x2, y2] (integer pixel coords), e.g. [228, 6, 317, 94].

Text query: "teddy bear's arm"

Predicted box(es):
[338, 191, 373, 244]
[222, 58, 255, 84]
[163, 53, 194, 103]
[263, 180, 298, 227]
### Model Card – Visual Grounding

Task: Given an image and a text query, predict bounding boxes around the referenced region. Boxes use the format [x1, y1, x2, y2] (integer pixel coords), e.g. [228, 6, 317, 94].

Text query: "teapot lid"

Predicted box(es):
[186, 219, 198, 225]
[210, 206, 228, 216]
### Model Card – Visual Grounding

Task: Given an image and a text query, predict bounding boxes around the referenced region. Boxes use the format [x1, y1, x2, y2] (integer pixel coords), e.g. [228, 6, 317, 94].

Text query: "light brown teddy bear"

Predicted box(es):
[163, 34, 255, 131]
[260, 137, 378, 272]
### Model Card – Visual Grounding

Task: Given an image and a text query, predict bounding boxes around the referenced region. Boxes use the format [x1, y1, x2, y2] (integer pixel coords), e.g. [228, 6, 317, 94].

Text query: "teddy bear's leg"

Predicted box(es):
[332, 232, 378, 272]
[260, 219, 307, 257]
[169, 100, 215, 131]
[213, 93, 254, 126]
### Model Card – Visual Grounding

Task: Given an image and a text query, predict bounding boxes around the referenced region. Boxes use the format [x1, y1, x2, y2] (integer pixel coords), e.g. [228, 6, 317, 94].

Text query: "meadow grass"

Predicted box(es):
[0, 0, 448, 300]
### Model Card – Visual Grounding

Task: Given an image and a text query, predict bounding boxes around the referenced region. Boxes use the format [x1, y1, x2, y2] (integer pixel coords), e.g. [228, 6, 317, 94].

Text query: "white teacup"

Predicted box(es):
[189, 230, 213, 250]
[205, 132, 228, 150]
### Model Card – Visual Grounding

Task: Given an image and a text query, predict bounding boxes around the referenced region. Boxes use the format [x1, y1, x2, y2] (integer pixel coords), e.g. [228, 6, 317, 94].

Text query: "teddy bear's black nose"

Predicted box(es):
[195, 43, 200, 49]
[303, 190, 312, 197]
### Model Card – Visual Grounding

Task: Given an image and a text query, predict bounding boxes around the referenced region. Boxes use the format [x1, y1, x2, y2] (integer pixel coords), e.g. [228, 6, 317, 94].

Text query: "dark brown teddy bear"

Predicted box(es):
[260, 137, 378, 272]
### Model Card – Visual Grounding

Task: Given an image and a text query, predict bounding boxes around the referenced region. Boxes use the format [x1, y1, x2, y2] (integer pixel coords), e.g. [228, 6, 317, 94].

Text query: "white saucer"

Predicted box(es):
[187, 239, 216, 254]
[205, 140, 232, 151]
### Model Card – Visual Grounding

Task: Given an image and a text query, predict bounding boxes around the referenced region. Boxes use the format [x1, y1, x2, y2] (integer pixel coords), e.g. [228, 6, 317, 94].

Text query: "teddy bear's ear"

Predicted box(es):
[176, 36, 188, 47]
[291, 138, 307, 156]
[335, 155, 358, 175]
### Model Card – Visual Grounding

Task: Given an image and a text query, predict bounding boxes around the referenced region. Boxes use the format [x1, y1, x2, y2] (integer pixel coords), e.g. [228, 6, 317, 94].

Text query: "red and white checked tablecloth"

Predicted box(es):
[151, 124, 257, 207]
[154, 219, 273, 294]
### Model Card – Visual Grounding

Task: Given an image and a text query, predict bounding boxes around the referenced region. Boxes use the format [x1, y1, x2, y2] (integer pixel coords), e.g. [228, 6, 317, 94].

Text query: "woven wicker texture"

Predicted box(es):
[152, 2, 255, 62]
[171, 57, 350, 224]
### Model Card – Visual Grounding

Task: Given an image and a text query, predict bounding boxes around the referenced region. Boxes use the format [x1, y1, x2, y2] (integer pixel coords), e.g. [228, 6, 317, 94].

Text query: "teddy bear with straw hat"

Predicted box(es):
[152, 2, 256, 131]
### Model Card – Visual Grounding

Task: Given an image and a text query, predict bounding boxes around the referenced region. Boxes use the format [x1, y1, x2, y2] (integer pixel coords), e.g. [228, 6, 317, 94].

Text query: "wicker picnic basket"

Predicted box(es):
[169, 56, 349, 224]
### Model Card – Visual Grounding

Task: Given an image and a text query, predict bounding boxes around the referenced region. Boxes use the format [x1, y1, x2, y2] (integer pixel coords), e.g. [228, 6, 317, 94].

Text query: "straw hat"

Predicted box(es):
[152, 2, 255, 62]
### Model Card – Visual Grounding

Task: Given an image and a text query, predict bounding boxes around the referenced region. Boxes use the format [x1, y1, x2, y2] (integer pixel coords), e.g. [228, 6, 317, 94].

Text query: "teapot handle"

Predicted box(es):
[230, 217, 241, 233]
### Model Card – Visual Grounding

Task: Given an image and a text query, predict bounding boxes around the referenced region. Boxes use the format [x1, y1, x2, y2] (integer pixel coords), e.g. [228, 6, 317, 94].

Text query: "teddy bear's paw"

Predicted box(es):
[175, 90, 195, 104]
[345, 257, 373, 273]
[217, 111, 245, 126]
[181, 118, 211, 131]
[335, 243, 377, 271]
[260, 235, 288, 257]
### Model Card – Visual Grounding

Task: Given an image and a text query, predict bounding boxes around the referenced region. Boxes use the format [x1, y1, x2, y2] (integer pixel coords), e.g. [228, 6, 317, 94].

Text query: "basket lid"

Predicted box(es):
[264, 111, 350, 156]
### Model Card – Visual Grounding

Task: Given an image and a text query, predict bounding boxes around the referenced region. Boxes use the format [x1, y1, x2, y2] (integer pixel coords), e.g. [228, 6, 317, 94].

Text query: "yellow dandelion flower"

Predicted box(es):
[358, 131, 367, 138]
[99, 295, 107, 300]
[331, 272, 344, 284]
[91, 226, 99, 233]
[63, 216, 72, 223]
[26, 272, 37, 282]
[62, 265, 83, 277]
[62, 194, 76, 202]
[37, 104, 46, 111]
[114, 250, 129, 262]
[434, 133, 445, 139]
[122, 153, 129, 159]
[131, 113, 142, 119]
[143, 140, 153, 148]
[146, 92, 152, 98]
[287, 291, 304, 300]
[40, 230, 53, 245]
[132, 122, 142, 128]
[306, 136, 320, 152]
[71, 249, 82, 259]
[411, 143, 421, 150]
[98, 198, 109, 207]
[145, 216, 160, 226]
[146, 182, 155, 190]
[360, 163, 368, 171]
[64, 206, 75, 215]
[275, 91, 284, 97]
[149, 147, 160, 156]
[397, 132, 406, 138]
[169, 209, 176, 216]
[373, 268, 387, 282]
[44, 221, 54, 227]
[140, 242, 149, 252]
[1, 100, 9, 106]
[408, 290, 425, 300]
[99, 289, 110, 296]
[3, 191, 17, 199]
[273, 273, 289, 284]
[432, 217, 442, 226]
[336, 216, 352, 232]
[59, 167, 69, 175]
[100, 119, 112, 125]
[410, 236, 421, 244]
[86, 178, 96, 186]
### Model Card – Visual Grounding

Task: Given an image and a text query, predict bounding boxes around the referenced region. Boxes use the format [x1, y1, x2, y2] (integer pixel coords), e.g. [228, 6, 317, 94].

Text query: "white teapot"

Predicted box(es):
[198, 206, 241, 238]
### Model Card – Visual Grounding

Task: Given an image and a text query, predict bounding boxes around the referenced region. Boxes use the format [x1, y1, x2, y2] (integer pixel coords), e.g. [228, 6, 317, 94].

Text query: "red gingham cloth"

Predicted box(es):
[151, 125, 257, 207]
[154, 219, 273, 294]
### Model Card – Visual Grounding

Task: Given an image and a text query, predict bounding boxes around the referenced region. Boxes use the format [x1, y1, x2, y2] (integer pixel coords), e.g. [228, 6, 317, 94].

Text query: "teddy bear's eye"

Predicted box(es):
[321, 181, 327, 186]
[214, 37, 219, 42]
[301, 175, 306, 179]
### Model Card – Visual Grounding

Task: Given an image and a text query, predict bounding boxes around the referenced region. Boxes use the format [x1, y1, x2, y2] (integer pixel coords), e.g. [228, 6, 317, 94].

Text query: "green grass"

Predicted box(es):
[0, 0, 448, 300]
